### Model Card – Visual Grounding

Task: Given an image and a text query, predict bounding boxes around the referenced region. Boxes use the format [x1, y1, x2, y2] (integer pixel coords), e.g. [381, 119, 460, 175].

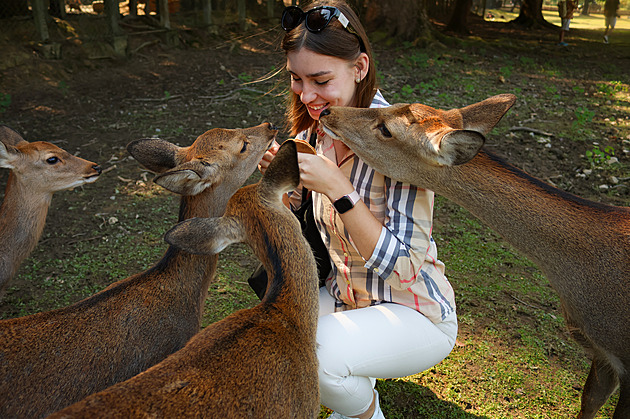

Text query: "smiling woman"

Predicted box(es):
[253, 1, 458, 418]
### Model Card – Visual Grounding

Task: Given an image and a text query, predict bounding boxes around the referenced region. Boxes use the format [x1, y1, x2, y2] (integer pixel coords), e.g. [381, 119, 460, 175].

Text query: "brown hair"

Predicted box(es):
[281, 0, 377, 136]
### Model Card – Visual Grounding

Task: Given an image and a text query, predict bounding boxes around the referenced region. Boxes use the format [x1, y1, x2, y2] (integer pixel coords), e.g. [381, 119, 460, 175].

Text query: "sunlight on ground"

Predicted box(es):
[485, 8, 630, 31]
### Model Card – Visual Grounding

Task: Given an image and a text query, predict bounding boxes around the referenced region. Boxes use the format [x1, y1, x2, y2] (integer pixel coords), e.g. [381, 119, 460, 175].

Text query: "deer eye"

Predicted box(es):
[46, 156, 60, 164]
[377, 124, 392, 138]
[240, 141, 248, 153]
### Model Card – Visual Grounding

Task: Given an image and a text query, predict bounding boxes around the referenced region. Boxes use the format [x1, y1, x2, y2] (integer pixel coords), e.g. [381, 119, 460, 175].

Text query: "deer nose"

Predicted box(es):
[93, 165, 102, 175]
[320, 109, 331, 117]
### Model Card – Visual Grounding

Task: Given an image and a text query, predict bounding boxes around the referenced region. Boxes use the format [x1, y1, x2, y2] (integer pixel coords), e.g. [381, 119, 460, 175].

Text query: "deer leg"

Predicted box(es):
[578, 356, 619, 419]
[612, 372, 629, 419]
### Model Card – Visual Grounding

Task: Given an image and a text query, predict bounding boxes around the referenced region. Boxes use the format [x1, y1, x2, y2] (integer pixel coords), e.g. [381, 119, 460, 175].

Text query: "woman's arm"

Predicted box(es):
[297, 152, 383, 260]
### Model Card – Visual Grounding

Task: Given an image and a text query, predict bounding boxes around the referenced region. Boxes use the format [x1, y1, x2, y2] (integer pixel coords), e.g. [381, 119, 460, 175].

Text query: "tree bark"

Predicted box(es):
[363, 0, 433, 41]
[445, 0, 473, 34]
[511, 0, 555, 28]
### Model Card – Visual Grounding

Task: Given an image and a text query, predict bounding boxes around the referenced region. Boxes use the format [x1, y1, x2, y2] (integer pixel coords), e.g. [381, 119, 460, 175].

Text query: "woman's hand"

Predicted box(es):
[297, 153, 354, 202]
[258, 140, 280, 174]
[298, 152, 382, 260]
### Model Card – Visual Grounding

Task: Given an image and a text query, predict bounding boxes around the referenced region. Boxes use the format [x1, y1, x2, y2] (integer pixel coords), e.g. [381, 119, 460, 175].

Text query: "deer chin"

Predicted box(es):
[320, 125, 342, 141]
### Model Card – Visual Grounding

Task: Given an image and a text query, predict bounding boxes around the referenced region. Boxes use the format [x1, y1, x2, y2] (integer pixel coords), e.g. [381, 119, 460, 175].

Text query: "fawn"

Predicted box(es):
[0, 123, 277, 418]
[318, 95, 630, 419]
[48, 139, 320, 418]
[0, 126, 101, 298]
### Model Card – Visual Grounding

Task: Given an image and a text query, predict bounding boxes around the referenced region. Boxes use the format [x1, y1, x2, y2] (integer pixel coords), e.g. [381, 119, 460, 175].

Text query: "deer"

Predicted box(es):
[48, 139, 321, 418]
[0, 123, 277, 419]
[0, 125, 102, 298]
[318, 94, 630, 419]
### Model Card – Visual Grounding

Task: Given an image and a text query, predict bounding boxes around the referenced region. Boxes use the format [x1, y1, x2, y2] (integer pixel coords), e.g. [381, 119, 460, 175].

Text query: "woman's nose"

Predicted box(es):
[300, 84, 316, 104]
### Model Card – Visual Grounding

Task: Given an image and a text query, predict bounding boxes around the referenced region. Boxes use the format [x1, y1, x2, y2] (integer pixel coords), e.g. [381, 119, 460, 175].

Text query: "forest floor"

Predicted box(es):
[0, 7, 629, 418]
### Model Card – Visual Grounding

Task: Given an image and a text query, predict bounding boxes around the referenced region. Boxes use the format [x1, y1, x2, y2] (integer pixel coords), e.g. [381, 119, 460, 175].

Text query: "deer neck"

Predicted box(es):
[144, 184, 232, 313]
[0, 174, 52, 284]
[258, 204, 319, 336]
[427, 149, 589, 266]
[177, 182, 233, 222]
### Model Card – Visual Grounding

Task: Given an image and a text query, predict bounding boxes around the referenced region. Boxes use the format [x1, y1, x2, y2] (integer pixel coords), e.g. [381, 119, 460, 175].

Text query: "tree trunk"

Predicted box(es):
[363, 0, 433, 41]
[445, 0, 473, 33]
[511, 0, 554, 28]
[581, 0, 592, 15]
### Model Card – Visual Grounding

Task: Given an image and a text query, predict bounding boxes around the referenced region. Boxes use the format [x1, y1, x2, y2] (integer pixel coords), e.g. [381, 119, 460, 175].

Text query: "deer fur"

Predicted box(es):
[0, 126, 102, 298]
[48, 139, 320, 418]
[0, 123, 277, 418]
[318, 95, 630, 419]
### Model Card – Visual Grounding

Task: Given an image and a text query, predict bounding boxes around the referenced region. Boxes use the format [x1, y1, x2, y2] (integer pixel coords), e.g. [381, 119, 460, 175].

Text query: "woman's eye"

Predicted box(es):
[46, 156, 59, 164]
[377, 124, 392, 138]
[240, 142, 248, 153]
[315, 80, 329, 86]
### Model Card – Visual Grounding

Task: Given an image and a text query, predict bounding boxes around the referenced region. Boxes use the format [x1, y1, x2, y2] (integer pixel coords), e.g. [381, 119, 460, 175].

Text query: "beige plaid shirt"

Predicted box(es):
[292, 91, 455, 324]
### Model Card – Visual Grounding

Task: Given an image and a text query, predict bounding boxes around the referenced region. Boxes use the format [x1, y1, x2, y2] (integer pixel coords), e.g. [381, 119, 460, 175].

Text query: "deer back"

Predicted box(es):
[0, 123, 277, 418]
[49, 140, 320, 418]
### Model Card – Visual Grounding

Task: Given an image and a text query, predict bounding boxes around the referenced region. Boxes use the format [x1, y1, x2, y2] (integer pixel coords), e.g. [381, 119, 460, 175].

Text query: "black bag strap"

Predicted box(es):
[300, 130, 318, 206]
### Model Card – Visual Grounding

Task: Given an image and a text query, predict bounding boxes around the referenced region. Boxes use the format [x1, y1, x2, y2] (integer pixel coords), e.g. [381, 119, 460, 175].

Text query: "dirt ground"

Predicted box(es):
[1, 6, 628, 330]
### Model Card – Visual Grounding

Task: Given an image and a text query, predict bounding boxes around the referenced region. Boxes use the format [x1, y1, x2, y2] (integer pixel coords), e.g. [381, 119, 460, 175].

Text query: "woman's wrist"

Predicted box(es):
[325, 177, 356, 203]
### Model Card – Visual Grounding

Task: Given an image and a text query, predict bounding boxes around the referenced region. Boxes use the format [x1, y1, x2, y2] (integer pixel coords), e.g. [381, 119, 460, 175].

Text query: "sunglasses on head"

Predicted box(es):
[281, 5, 365, 51]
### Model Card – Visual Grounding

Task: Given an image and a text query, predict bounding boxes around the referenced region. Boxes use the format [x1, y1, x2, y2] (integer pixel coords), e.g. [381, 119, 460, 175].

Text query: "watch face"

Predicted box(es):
[334, 196, 354, 214]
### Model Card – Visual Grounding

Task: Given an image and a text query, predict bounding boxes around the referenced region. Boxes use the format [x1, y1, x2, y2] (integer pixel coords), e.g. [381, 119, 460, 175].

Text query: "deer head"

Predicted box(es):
[164, 139, 301, 256]
[127, 123, 277, 196]
[0, 126, 102, 193]
[318, 94, 516, 185]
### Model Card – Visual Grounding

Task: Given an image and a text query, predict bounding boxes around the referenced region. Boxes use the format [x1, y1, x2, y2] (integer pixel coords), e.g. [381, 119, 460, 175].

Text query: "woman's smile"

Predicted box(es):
[286, 48, 360, 121]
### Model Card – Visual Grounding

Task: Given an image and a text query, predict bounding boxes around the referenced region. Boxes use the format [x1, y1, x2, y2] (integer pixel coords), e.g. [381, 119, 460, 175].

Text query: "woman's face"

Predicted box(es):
[287, 48, 364, 121]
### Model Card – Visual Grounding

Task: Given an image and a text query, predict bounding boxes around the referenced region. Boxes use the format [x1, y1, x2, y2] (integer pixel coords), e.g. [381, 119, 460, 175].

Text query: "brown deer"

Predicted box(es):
[318, 95, 630, 419]
[48, 139, 320, 418]
[0, 123, 277, 418]
[0, 126, 101, 297]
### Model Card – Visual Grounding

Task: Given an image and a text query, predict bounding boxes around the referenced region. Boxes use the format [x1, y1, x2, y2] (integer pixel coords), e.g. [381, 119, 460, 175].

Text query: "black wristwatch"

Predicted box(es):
[333, 190, 361, 214]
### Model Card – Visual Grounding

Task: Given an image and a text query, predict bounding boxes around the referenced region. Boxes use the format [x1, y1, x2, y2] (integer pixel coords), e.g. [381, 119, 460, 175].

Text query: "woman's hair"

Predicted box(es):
[282, 0, 377, 136]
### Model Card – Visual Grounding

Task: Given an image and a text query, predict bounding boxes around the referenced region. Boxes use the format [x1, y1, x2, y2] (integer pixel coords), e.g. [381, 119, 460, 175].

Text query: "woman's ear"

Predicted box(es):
[355, 52, 369, 82]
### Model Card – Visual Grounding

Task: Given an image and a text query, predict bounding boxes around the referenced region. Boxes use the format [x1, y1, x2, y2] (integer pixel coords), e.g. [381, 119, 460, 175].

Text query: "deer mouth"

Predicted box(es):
[83, 173, 101, 183]
[319, 124, 342, 141]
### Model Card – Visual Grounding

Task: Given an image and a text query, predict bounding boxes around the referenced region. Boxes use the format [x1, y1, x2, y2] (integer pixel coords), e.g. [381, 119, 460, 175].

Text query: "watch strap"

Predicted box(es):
[333, 190, 361, 214]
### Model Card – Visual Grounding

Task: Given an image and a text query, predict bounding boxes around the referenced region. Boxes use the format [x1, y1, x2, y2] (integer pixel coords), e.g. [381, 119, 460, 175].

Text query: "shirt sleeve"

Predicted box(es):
[364, 178, 435, 290]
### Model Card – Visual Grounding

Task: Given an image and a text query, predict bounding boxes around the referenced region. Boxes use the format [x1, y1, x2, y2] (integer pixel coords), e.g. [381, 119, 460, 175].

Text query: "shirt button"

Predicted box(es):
[373, 268, 379, 273]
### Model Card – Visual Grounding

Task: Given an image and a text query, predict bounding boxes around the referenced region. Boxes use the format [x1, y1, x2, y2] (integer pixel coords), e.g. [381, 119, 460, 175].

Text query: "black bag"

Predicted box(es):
[247, 133, 331, 300]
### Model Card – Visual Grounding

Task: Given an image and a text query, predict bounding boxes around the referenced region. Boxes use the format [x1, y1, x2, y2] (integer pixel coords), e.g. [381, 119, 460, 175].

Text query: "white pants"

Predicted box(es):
[317, 288, 458, 416]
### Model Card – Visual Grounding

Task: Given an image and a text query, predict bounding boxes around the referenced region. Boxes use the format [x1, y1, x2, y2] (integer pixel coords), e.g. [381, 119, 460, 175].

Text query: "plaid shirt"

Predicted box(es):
[293, 91, 455, 324]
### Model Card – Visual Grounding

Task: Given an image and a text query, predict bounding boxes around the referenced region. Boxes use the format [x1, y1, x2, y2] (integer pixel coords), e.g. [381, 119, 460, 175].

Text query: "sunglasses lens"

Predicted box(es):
[281, 6, 304, 31]
[305, 9, 333, 32]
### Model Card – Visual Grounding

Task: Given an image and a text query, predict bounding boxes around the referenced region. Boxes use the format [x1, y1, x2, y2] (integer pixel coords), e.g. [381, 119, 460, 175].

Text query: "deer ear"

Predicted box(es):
[164, 216, 245, 255]
[457, 94, 516, 134]
[127, 138, 182, 173]
[0, 141, 19, 169]
[0, 126, 28, 147]
[436, 129, 485, 166]
[261, 140, 300, 194]
[153, 161, 221, 195]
